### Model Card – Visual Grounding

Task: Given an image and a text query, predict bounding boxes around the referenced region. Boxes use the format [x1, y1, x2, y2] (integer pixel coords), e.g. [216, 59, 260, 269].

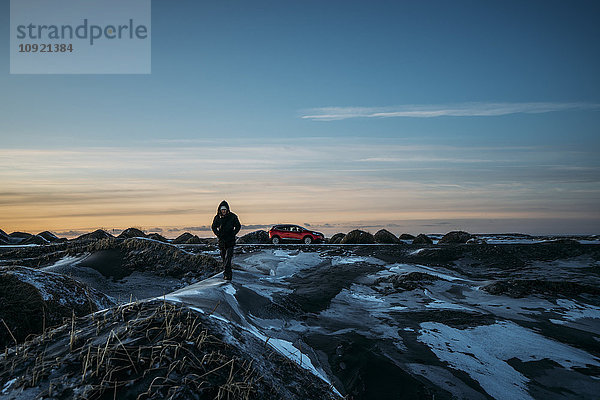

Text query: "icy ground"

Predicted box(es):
[11, 239, 600, 399]
[158, 247, 600, 399]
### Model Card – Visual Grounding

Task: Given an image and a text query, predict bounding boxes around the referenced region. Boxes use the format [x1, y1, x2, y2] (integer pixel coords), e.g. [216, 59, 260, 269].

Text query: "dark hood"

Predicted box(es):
[217, 200, 230, 215]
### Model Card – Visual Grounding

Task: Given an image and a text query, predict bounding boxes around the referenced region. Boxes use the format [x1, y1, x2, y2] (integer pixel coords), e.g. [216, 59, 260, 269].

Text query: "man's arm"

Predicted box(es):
[211, 215, 220, 237]
[233, 214, 241, 236]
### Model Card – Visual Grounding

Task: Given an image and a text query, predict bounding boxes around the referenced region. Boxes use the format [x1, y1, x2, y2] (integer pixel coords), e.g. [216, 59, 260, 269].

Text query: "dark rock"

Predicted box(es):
[117, 227, 146, 239]
[406, 310, 496, 329]
[482, 279, 600, 298]
[0, 229, 11, 244]
[172, 232, 194, 244]
[83, 237, 219, 279]
[375, 271, 440, 292]
[399, 233, 415, 240]
[329, 233, 346, 244]
[237, 230, 270, 244]
[340, 230, 375, 244]
[185, 235, 204, 244]
[412, 234, 433, 245]
[21, 235, 49, 245]
[0, 266, 115, 349]
[75, 229, 114, 241]
[7, 232, 32, 244]
[147, 232, 169, 242]
[438, 230, 473, 244]
[37, 231, 61, 242]
[373, 229, 401, 244]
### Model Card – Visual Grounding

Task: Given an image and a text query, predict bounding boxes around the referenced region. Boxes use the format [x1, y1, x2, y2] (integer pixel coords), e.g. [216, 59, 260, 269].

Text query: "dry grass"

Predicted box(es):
[0, 301, 259, 400]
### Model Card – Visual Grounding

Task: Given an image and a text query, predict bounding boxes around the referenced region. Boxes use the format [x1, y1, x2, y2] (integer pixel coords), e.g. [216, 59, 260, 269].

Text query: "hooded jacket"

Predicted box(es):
[211, 200, 241, 246]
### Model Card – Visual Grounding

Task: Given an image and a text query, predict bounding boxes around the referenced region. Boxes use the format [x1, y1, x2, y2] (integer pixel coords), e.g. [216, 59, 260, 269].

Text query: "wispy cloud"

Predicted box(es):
[301, 102, 600, 121]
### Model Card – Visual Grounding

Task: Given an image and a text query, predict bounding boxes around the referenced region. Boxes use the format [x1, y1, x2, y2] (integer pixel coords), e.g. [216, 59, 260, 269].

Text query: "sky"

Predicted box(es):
[1, 0, 599, 237]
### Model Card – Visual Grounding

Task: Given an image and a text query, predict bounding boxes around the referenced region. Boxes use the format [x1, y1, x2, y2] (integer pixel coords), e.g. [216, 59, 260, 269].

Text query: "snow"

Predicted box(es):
[164, 279, 341, 397]
[41, 255, 87, 270]
[553, 299, 600, 322]
[408, 248, 428, 255]
[0, 244, 41, 247]
[6, 268, 59, 301]
[331, 256, 385, 266]
[241, 249, 324, 277]
[223, 283, 236, 296]
[1, 378, 17, 394]
[418, 320, 600, 400]
[388, 263, 464, 282]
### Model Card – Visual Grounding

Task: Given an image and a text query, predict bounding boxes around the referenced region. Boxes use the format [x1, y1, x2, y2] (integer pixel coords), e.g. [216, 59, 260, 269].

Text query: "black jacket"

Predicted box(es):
[211, 200, 241, 246]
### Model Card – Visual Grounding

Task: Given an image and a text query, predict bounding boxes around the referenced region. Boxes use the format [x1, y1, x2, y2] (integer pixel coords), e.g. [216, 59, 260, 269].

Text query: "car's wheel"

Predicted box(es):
[271, 236, 280, 244]
[303, 236, 313, 245]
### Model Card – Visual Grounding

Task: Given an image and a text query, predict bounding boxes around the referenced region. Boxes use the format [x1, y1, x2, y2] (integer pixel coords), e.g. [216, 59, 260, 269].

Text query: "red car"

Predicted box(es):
[269, 224, 325, 244]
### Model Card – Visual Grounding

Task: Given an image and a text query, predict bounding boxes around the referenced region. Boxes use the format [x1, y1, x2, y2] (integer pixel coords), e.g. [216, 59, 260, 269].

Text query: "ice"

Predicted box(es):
[553, 299, 600, 322]
[418, 320, 600, 400]
[388, 263, 464, 281]
[41, 255, 86, 270]
[1, 378, 17, 394]
[163, 271, 341, 397]
[331, 256, 385, 266]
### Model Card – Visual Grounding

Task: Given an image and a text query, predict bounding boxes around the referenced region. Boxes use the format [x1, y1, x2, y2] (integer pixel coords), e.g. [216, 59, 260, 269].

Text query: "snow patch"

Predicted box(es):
[1, 378, 17, 394]
[388, 263, 463, 281]
[554, 299, 600, 322]
[418, 320, 600, 400]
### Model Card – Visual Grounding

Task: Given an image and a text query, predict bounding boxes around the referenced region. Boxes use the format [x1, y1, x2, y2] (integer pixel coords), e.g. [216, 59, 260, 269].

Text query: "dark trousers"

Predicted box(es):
[219, 243, 234, 277]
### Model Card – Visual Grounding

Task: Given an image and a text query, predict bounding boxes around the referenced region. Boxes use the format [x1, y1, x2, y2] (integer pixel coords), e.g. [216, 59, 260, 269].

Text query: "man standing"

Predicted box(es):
[211, 200, 241, 280]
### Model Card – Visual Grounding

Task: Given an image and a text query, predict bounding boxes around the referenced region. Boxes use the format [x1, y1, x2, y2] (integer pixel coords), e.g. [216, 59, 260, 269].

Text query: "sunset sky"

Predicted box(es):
[1, 1, 599, 237]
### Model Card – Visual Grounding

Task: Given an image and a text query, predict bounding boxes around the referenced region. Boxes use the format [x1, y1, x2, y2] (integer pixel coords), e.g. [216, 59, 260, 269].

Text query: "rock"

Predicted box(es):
[375, 271, 440, 292]
[21, 235, 49, 245]
[75, 229, 114, 241]
[399, 233, 415, 240]
[374, 229, 401, 244]
[482, 279, 600, 298]
[237, 230, 270, 244]
[412, 234, 433, 245]
[329, 233, 346, 244]
[147, 233, 169, 242]
[8, 232, 33, 244]
[117, 227, 146, 239]
[172, 232, 194, 244]
[37, 231, 61, 242]
[83, 237, 219, 279]
[438, 230, 473, 244]
[340, 230, 375, 244]
[185, 235, 204, 244]
[0, 229, 10, 244]
[0, 266, 115, 349]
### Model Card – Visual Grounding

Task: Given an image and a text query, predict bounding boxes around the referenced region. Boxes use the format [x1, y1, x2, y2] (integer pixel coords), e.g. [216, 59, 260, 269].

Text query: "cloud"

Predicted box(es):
[242, 224, 272, 230]
[179, 226, 213, 232]
[52, 229, 89, 237]
[301, 102, 600, 121]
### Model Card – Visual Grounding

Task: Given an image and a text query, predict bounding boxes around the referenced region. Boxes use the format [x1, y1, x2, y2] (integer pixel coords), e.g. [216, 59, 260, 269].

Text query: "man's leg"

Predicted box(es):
[219, 242, 226, 262]
[223, 245, 233, 279]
